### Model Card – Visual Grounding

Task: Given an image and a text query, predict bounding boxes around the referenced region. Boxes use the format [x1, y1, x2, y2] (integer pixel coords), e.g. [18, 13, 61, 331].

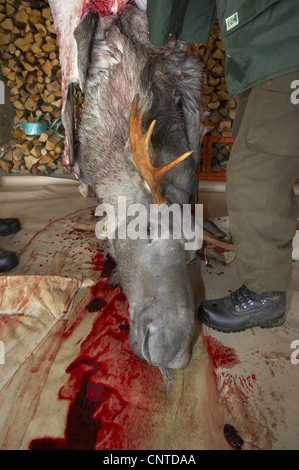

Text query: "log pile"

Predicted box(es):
[0, 0, 64, 175]
[188, 20, 238, 172]
[1, 2, 234, 176]
[189, 21, 238, 136]
[0, 129, 64, 175]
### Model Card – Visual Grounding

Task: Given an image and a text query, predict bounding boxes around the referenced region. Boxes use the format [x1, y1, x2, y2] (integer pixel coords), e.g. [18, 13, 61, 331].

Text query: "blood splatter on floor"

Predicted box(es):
[202, 335, 241, 370]
[29, 253, 162, 450]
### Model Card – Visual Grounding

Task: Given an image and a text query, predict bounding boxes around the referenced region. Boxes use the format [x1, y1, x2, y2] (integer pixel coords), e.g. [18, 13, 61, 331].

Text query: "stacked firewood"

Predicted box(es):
[210, 140, 233, 173]
[0, 0, 64, 174]
[0, 129, 64, 175]
[188, 20, 238, 172]
[189, 20, 238, 137]
[0, 1, 235, 176]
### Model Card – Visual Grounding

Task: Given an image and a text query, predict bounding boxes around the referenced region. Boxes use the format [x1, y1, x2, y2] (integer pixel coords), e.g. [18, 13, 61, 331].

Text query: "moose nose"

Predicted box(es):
[141, 325, 191, 370]
[141, 328, 152, 364]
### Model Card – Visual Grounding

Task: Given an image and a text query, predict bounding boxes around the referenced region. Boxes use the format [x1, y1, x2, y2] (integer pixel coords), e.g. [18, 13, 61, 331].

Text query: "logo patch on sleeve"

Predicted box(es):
[226, 12, 239, 31]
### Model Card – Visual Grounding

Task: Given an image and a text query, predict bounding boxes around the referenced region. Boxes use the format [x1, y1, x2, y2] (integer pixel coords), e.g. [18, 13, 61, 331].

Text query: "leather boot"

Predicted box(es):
[0, 249, 19, 272]
[199, 284, 286, 333]
[0, 218, 21, 272]
[0, 218, 21, 237]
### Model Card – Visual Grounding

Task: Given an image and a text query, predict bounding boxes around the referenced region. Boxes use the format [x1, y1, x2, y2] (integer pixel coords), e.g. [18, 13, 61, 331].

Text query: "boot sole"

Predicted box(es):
[201, 312, 286, 333]
[0, 227, 21, 237]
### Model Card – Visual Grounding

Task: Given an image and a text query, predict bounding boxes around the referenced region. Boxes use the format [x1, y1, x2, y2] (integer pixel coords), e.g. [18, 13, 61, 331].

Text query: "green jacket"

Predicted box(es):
[146, 0, 299, 98]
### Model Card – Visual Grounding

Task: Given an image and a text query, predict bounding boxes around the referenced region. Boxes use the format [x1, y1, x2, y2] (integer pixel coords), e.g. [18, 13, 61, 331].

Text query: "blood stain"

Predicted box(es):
[119, 324, 130, 335]
[223, 424, 244, 450]
[86, 298, 107, 312]
[203, 335, 241, 369]
[29, 250, 160, 450]
[100, 253, 117, 278]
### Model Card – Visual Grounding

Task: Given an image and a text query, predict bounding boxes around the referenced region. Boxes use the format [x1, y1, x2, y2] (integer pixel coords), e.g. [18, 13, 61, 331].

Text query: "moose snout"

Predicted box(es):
[142, 324, 192, 369]
[129, 312, 194, 370]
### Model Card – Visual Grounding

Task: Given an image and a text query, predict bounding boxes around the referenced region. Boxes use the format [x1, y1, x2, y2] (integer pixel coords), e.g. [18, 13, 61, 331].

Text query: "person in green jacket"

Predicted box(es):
[146, 0, 299, 332]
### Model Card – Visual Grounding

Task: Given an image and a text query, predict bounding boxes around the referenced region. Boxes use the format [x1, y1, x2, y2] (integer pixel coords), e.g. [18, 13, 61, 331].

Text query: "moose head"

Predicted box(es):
[57, 4, 205, 370]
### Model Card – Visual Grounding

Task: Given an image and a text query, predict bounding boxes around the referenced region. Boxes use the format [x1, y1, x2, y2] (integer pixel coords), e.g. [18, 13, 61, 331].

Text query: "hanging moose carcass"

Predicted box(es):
[49, 1, 207, 370]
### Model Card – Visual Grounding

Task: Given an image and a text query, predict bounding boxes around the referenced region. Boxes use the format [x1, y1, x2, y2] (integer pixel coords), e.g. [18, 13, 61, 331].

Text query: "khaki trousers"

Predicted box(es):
[226, 71, 299, 293]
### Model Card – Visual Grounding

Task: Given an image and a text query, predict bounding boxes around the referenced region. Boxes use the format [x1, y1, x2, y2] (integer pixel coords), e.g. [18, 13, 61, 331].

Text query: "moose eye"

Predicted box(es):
[147, 224, 153, 244]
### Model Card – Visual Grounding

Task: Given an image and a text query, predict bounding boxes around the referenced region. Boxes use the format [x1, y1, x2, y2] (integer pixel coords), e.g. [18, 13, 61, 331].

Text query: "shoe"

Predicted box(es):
[0, 218, 21, 237]
[0, 249, 19, 272]
[199, 284, 286, 333]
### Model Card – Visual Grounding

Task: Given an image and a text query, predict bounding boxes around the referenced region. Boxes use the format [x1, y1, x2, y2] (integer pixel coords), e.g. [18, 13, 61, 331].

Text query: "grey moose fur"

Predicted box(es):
[75, 5, 204, 370]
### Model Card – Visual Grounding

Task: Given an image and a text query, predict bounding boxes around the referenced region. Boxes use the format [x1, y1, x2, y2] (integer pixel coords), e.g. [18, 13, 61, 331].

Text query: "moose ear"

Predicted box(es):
[74, 9, 99, 92]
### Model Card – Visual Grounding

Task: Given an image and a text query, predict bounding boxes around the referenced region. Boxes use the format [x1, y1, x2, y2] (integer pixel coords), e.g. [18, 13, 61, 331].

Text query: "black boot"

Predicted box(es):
[0, 218, 21, 237]
[0, 249, 19, 272]
[199, 284, 286, 333]
[0, 218, 21, 272]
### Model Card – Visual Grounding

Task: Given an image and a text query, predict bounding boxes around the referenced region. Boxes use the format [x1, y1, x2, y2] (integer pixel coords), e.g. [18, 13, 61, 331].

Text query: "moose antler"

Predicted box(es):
[129, 95, 194, 206]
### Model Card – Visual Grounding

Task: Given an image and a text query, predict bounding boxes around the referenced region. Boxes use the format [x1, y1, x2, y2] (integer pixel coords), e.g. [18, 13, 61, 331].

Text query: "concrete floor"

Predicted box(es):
[0, 175, 299, 450]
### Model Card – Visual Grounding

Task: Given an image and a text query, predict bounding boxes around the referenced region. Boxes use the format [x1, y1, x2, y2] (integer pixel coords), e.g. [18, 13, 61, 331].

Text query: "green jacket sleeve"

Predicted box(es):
[146, 0, 216, 46]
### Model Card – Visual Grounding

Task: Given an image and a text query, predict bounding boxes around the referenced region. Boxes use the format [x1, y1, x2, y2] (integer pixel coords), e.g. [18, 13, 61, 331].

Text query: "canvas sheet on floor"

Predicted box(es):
[0, 176, 299, 450]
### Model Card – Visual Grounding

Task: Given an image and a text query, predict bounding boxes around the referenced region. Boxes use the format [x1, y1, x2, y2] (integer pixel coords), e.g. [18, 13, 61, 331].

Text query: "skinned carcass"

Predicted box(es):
[49, 0, 148, 176]
[49, 1, 208, 370]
